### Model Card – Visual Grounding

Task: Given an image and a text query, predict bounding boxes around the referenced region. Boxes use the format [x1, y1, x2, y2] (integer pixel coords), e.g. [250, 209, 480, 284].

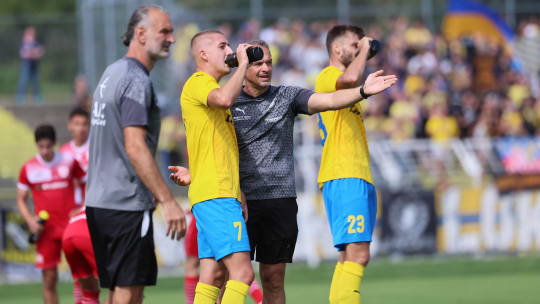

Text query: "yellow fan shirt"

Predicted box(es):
[180, 71, 241, 206]
[314, 66, 373, 188]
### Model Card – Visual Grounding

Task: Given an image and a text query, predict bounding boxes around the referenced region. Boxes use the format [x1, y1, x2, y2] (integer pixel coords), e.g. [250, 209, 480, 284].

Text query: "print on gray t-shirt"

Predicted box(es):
[86, 57, 160, 211]
[232, 85, 313, 200]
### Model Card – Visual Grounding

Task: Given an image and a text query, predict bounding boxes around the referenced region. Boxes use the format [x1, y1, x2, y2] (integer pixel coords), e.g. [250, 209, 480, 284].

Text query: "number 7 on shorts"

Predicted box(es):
[234, 221, 242, 241]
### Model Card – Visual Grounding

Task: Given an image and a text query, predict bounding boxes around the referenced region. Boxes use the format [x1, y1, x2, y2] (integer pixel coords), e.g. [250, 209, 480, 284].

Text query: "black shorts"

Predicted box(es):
[247, 197, 298, 264]
[86, 206, 157, 289]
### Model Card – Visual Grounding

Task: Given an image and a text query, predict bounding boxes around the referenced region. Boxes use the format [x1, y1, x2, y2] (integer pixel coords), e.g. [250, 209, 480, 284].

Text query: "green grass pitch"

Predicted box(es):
[1, 256, 539, 303]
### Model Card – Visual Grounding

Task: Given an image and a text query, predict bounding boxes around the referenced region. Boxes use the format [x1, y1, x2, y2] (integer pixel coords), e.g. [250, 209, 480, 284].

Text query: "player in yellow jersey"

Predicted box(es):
[173, 38, 396, 304]
[315, 25, 389, 304]
[179, 30, 254, 304]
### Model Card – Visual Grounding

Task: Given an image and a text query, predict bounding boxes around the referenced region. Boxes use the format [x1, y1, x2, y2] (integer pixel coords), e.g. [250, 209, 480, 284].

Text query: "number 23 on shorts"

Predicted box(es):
[347, 215, 365, 234]
[234, 221, 242, 241]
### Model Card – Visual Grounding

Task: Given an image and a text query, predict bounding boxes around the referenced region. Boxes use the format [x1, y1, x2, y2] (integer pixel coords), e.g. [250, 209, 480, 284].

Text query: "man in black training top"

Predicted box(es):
[230, 40, 396, 304]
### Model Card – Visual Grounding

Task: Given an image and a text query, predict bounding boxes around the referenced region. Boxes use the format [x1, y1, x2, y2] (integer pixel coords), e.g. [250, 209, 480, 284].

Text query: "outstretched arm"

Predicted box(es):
[307, 70, 397, 114]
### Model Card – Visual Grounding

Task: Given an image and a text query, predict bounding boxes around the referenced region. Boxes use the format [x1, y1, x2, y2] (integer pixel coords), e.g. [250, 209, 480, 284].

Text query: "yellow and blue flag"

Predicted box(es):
[442, 0, 514, 45]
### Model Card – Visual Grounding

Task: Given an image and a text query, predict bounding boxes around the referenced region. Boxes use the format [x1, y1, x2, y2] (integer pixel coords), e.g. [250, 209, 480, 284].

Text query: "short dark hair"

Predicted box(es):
[122, 5, 165, 47]
[190, 30, 224, 48]
[35, 125, 56, 143]
[69, 106, 89, 120]
[325, 25, 364, 54]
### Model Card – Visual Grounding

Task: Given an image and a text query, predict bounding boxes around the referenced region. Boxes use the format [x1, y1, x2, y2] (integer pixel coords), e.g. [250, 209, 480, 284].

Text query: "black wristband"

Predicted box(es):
[359, 85, 370, 99]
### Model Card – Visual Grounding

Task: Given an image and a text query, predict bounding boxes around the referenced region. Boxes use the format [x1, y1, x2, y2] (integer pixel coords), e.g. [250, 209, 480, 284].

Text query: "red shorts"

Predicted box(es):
[62, 219, 97, 279]
[36, 223, 65, 269]
[184, 213, 198, 258]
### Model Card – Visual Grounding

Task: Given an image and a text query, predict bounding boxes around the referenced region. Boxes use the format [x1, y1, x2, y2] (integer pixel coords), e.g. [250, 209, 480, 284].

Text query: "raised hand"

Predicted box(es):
[235, 43, 251, 67]
[357, 36, 372, 54]
[363, 70, 398, 96]
[168, 166, 191, 186]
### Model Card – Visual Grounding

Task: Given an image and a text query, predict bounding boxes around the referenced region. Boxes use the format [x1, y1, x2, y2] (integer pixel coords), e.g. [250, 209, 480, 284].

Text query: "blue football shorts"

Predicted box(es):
[192, 198, 250, 261]
[322, 178, 377, 251]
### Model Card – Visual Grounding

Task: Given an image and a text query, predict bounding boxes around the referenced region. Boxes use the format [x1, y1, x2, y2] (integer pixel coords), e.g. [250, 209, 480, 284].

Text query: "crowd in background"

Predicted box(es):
[211, 16, 540, 143]
[16, 15, 540, 150]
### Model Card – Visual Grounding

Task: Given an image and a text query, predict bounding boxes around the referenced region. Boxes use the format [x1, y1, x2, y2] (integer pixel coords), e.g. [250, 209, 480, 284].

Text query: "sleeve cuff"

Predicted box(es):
[17, 182, 29, 191]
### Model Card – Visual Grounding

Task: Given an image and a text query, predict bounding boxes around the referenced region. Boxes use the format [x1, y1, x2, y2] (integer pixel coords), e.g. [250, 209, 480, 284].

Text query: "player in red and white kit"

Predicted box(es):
[183, 210, 201, 304]
[60, 107, 109, 304]
[60, 107, 90, 206]
[17, 125, 85, 304]
[62, 208, 104, 304]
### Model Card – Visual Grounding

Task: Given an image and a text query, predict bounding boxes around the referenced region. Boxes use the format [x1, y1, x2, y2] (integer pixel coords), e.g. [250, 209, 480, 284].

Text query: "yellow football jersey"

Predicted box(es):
[180, 71, 241, 206]
[314, 66, 373, 188]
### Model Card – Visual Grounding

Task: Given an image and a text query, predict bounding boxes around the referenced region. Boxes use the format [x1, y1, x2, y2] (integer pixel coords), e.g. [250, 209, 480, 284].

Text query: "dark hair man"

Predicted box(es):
[315, 24, 380, 304]
[17, 125, 85, 304]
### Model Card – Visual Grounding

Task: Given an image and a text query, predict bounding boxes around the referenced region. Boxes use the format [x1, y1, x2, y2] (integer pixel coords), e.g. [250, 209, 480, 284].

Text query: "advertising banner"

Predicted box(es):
[0, 209, 41, 282]
[378, 189, 437, 255]
[438, 185, 540, 254]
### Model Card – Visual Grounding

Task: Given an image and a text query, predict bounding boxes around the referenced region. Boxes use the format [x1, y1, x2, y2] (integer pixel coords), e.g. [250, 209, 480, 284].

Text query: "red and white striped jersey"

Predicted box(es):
[60, 140, 89, 204]
[60, 140, 89, 172]
[63, 207, 89, 240]
[18, 152, 85, 226]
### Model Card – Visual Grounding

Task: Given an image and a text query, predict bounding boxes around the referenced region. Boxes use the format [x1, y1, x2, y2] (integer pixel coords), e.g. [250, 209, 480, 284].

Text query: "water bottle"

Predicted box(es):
[28, 210, 49, 244]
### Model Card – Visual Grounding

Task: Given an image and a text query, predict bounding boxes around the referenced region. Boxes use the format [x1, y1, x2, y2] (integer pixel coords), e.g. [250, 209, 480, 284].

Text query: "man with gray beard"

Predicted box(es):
[86, 6, 186, 303]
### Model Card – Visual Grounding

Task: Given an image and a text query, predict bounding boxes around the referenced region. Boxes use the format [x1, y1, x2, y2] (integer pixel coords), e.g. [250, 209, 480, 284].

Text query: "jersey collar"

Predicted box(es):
[36, 152, 61, 167]
[241, 85, 274, 99]
[124, 57, 149, 75]
[70, 139, 89, 153]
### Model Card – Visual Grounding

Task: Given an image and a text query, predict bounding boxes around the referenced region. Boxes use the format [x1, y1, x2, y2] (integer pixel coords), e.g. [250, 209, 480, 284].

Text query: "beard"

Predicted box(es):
[148, 42, 171, 60]
[340, 49, 356, 67]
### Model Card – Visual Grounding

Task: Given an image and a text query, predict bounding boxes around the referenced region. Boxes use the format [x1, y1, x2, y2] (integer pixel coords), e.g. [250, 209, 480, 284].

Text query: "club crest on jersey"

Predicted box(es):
[58, 165, 70, 179]
[234, 107, 246, 114]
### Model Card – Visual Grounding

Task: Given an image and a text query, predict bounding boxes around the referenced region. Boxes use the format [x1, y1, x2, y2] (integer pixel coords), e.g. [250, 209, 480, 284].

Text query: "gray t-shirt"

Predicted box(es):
[232, 85, 313, 200]
[86, 57, 160, 211]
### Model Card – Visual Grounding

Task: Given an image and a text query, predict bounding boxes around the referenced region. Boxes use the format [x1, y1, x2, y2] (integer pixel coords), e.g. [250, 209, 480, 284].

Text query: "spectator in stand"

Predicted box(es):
[425, 101, 460, 144]
[404, 20, 432, 51]
[535, 98, 540, 136]
[388, 93, 420, 142]
[73, 75, 92, 112]
[499, 96, 526, 137]
[16, 26, 44, 105]
[521, 96, 538, 134]
[455, 89, 481, 137]
[363, 93, 389, 140]
[214, 16, 538, 141]
[472, 92, 501, 138]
